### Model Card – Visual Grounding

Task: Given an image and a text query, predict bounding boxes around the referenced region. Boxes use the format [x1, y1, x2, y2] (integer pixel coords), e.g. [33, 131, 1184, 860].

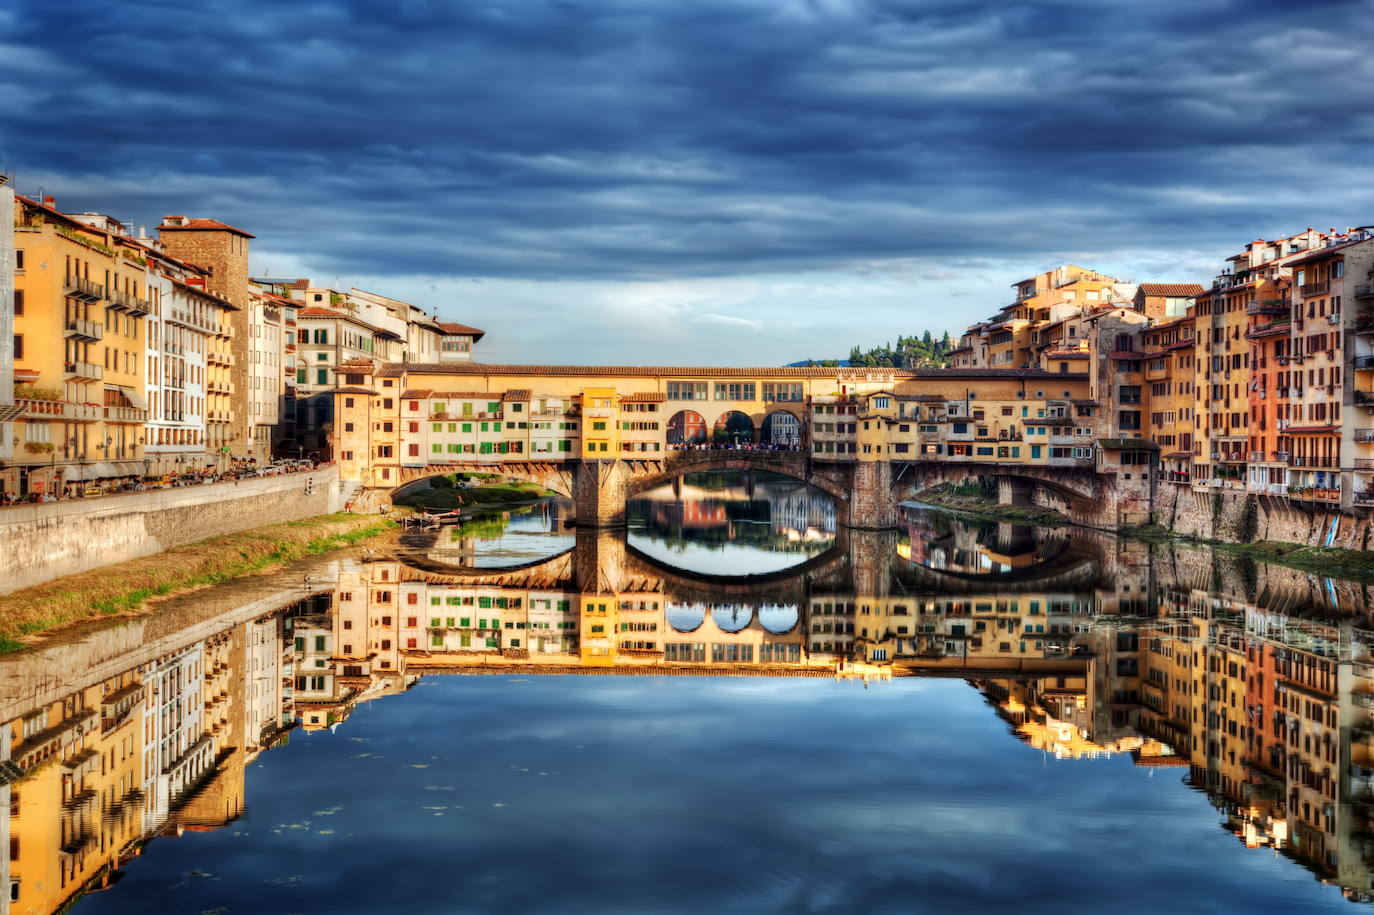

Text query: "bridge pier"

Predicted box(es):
[844, 461, 900, 529]
[574, 460, 631, 528]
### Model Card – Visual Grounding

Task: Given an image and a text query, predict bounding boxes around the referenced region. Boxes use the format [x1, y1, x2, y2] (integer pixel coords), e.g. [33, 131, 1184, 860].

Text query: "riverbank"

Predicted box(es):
[916, 483, 1374, 582]
[0, 512, 394, 651]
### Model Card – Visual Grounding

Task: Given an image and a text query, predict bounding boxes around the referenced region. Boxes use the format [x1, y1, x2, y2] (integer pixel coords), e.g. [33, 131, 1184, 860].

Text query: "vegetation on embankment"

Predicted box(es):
[0, 513, 395, 652]
[394, 473, 557, 511]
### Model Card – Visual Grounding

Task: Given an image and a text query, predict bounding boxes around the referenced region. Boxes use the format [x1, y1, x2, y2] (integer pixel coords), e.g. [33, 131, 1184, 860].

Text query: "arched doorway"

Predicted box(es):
[667, 410, 707, 445]
[713, 411, 755, 446]
[761, 410, 801, 447]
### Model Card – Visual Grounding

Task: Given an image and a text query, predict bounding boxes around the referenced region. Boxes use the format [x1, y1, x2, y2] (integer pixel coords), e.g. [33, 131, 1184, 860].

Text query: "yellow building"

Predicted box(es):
[10, 196, 151, 496]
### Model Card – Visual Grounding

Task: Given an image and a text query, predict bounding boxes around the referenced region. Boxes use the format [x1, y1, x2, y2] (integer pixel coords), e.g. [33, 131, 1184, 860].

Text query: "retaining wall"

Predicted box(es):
[0, 467, 344, 594]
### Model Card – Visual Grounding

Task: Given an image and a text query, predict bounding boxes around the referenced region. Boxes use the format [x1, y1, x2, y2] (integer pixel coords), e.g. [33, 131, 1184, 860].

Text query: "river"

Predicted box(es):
[7, 470, 1374, 913]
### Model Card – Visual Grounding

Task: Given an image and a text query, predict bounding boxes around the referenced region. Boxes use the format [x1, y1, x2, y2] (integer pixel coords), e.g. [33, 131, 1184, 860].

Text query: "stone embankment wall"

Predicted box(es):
[1153, 483, 1374, 550]
[0, 467, 344, 595]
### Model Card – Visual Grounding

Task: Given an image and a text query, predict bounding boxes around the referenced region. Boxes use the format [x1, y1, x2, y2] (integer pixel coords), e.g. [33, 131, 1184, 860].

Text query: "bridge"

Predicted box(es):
[383, 449, 1122, 529]
[334, 361, 1146, 529]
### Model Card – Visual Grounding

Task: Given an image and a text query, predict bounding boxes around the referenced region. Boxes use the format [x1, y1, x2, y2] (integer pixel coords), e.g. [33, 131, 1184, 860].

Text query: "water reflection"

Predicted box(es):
[12, 508, 1374, 911]
[397, 496, 575, 569]
[626, 470, 836, 576]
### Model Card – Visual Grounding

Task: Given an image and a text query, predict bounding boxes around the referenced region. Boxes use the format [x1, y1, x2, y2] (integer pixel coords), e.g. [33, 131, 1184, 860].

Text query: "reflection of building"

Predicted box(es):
[17, 515, 1374, 908]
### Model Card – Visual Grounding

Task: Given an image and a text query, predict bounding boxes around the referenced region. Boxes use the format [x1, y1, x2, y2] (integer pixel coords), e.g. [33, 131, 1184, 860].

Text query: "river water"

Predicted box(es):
[8, 470, 1374, 913]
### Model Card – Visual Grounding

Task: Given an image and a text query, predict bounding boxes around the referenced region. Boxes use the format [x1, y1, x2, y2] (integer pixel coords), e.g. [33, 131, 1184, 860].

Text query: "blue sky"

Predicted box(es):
[3, 0, 1372, 364]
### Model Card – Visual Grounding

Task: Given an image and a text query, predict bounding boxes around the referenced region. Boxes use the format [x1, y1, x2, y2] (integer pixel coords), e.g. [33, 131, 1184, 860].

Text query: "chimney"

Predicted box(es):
[163, 215, 186, 226]
[42, 195, 55, 208]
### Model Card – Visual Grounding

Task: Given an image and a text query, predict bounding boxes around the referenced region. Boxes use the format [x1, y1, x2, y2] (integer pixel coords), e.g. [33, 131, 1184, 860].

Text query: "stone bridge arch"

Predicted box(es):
[389, 461, 577, 503]
[890, 460, 1105, 521]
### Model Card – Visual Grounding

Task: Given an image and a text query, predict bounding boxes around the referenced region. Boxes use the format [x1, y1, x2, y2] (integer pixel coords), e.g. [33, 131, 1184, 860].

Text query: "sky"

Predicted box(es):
[2, 0, 1372, 365]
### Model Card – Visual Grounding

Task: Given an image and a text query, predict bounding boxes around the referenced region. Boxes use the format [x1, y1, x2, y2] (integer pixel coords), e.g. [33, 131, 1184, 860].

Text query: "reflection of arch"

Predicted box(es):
[762, 410, 801, 446]
[711, 605, 752, 633]
[713, 411, 755, 444]
[667, 410, 707, 445]
[759, 604, 800, 634]
[667, 603, 707, 632]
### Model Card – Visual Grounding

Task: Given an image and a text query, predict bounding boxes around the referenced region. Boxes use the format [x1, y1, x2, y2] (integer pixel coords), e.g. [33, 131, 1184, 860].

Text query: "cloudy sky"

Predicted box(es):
[3, 1, 1371, 365]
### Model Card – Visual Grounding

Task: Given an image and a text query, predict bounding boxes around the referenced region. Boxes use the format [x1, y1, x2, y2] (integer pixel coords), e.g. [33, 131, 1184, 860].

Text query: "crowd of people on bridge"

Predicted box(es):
[665, 439, 802, 450]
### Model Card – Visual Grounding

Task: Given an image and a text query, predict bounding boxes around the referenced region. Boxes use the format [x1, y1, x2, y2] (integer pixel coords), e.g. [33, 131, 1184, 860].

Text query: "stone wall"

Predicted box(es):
[1153, 480, 1374, 549]
[0, 467, 344, 594]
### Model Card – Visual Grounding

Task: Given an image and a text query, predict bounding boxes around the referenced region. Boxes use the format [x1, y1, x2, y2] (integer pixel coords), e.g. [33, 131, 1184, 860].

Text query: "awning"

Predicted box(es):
[103, 385, 147, 410]
[65, 461, 144, 481]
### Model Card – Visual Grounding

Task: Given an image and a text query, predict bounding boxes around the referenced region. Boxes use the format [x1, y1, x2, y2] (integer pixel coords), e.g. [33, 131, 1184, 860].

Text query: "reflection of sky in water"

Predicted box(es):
[77, 676, 1351, 914]
[627, 523, 824, 576]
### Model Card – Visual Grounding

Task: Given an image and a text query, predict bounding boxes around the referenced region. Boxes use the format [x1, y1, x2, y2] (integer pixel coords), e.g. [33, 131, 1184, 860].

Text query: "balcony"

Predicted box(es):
[64, 275, 105, 302]
[1356, 284, 1374, 300]
[64, 360, 103, 381]
[1356, 490, 1374, 505]
[1300, 281, 1330, 298]
[1357, 356, 1374, 371]
[1357, 429, 1374, 444]
[109, 288, 151, 316]
[17, 398, 101, 422]
[1290, 455, 1338, 468]
[1289, 486, 1341, 502]
[1356, 458, 1374, 470]
[103, 405, 147, 423]
[1246, 299, 1288, 315]
[64, 317, 103, 342]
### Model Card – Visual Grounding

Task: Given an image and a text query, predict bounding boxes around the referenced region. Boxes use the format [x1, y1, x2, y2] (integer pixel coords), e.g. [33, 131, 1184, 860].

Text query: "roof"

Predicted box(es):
[1283, 236, 1373, 268]
[1133, 754, 1188, 768]
[1046, 351, 1089, 359]
[158, 218, 255, 238]
[1070, 399, 1099, 406]
[501, 389, 532, 402]
[170, 278, 239, 311]
[437, 322, 486, 342]
[334, 387, 378, 396]
[1138, 283, 1204, 298]
[894, 393, 945, 402]
[1098, 438, 1160, 451]
[399, 389, 434, 399]
[371, 362, 1090, 382]
[340, 356, 375, 367]
[620, 392, 667, 403]
[1282, 424, 1340, 434]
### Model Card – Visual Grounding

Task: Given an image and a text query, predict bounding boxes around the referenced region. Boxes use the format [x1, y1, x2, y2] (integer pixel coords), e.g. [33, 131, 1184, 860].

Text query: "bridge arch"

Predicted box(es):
[667, 410, 707, 446]
[388, 462, 576, 502]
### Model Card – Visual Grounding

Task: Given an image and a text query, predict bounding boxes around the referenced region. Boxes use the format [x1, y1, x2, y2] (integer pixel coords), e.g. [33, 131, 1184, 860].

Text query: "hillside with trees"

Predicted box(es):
[793, 331, 955, 368]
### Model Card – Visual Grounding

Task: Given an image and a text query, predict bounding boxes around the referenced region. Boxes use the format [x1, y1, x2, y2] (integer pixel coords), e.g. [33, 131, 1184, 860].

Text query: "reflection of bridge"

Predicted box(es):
[385, 450, 1117, 530]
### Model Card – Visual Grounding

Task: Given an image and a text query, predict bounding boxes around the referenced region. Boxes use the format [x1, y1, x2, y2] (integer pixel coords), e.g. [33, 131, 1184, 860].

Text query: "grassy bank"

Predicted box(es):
[914, 482, 1069, 528]
[0, 512, 395, 651]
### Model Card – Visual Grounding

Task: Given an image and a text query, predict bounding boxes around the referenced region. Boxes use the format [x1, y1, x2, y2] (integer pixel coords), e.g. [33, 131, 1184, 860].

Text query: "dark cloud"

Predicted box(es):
[2, 1, 1371, 359]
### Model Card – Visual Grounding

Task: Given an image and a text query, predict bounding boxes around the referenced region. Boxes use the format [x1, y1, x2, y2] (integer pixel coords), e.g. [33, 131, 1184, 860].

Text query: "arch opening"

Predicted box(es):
[667, 410, 708, 445]
[761, 410, 802, 447]
[713, 411, 755, 445]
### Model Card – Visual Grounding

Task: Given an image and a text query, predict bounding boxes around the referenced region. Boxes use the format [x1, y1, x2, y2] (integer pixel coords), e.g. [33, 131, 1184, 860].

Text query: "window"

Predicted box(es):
[13, 335, 21, 360]
[714, 382, 755, 401]
[316, 368, 328, 385]
[762, 382, 803, 402]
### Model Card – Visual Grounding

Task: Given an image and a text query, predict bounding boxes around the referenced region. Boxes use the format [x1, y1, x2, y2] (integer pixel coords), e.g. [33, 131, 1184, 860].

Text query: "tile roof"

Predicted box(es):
[621, 392, 667, 403]
[340, 356, 376, 367]
[437, 322, 486, 342]
[376, 363, 912, 379]
[1046, 351, 1090, 359]
[1098, 438, 1159, 450]
[1283, 424, 1340, 434]
[1138, 283, 1204, 297]
[501, 389, 532, 401]
[297, 306, 354, 319]
[334, 386, 378, 395]
[158, 218, 255, 238]
[399, 389, 434, 399]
